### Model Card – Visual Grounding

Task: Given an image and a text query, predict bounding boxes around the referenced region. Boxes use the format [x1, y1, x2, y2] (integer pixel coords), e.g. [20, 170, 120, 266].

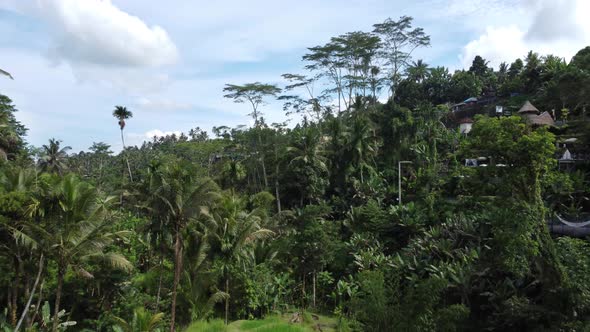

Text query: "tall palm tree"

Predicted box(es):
[112, 106, 134, 182]
[208, 193, 273, 324]
[149, 163, 219, 332]
[26, 175, 132, 332]
[38, 138, 71, 175]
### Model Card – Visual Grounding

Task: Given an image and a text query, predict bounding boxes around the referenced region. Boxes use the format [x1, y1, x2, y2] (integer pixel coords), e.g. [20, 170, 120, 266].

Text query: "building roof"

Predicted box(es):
[518, 101, 540, 114]
[458, 118, 474, 124]
[531, 111, 555, 126]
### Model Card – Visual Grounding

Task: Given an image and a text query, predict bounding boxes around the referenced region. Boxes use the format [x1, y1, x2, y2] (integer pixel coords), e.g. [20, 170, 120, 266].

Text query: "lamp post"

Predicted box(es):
[398, 160, 413, 206]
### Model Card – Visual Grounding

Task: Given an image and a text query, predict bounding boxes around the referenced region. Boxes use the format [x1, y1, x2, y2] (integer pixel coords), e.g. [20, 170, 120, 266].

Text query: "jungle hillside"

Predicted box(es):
[2, 12, 590, 332]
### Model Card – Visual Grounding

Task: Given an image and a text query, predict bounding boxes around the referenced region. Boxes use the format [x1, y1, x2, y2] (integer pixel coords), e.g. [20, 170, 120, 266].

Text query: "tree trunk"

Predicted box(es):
[15, 254, 44, 332]
[257, 129, 269, 189]
[120, 129, 133, 182]
[301, 270, 306, 309]
[11, 256, 21, 326]
[155, 257, 163, 310]
[29, 280, 44, 329]
[170, 225, 183, 332]
[312, 269, 316, 309]
[360, 165, 364, 184]
[274, 158, 281, 213]
[224, 277, 230, 325]
[52, 264, 65, 332]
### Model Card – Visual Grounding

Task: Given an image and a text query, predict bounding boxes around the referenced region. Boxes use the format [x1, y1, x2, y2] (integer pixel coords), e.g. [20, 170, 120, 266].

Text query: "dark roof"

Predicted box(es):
[518, 101, 540, 114]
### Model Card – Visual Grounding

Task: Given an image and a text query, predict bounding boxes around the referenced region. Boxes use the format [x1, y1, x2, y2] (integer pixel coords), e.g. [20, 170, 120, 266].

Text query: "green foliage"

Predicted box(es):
[3, 15, 590, 332]
[113, 307, 164, 332]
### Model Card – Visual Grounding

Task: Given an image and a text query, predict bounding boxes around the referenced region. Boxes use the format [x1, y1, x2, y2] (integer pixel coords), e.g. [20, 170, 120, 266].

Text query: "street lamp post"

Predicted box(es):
[398, 161, 413, 206]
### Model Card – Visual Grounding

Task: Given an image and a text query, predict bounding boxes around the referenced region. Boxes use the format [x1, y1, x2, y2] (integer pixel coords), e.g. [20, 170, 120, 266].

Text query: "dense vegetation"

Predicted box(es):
[1, 16, 590, 332]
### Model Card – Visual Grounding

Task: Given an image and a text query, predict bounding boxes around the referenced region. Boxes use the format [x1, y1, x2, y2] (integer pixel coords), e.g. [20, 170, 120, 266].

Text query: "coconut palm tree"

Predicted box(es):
[112, 106, 134, 182]
[149, 163, 219, 332]
[407, 60, 429, 83]
[26, 175, 132, 332]
[208, 193, 273, 324]
[181, 227, 228, 322]
[38, 138, 71, 175]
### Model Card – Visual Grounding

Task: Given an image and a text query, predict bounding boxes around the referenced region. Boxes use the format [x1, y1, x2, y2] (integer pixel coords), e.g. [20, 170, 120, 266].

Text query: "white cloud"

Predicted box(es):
[144, 129, 182, 138]
[459, 0, 590, 69]
[16, 0, 178, 67]
[135, 97, 194, 111]
[460, 26, 527, 68]
[128, 129, 182, 142]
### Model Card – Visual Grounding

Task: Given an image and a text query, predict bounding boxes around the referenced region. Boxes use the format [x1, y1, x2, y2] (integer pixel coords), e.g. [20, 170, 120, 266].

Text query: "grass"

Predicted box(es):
[184, 312, 339, 332]
[184, 319, 228, 332]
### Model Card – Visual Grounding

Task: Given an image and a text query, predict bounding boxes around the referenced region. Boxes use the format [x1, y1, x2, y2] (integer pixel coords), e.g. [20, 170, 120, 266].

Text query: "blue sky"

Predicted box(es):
[0, 0, 588, 152]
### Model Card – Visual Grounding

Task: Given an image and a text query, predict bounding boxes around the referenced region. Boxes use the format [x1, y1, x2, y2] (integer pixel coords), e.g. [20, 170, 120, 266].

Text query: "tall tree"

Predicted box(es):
[148, 162, 219, 332]
[303, 42, 347, 112]
[112, 106, 134, 182]
[223, 83, 281, 189]
[331, 31, 381, 106]
[279, 73, 325, 122]
[373, 16, 430, 101]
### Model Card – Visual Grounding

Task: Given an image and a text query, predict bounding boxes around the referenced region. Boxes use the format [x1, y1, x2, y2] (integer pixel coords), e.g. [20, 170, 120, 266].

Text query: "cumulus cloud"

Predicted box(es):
[459, 0, 590, 69]
[25, 0, 178, 67]
[525, 0, 583, 42]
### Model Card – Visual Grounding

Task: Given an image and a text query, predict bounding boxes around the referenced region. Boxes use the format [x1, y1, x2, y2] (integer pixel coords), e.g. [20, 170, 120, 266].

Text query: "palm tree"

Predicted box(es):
[407, 60, 429, 83]
[113, 307, 164, 332]
[38, 138, 71, 175]
[181, 227, 228, 322]
[287, 127, 328, 206]
[208, 193, 273, 324]
[149, 163, 219, 332]
[346, 115, 378, 184]
[112, 106, 134, 182]
[27, 175, 132, 332]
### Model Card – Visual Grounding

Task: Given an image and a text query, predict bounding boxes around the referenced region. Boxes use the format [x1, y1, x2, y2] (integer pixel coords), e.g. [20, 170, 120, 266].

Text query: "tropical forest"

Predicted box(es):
[1, 12, 590, 332]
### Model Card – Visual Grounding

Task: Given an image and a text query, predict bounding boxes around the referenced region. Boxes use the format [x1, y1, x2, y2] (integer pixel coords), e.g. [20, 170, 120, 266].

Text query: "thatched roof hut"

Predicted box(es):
[517, 101, 554, 126]
[518, 101, 540, 114]
[532, 111, 555, 126]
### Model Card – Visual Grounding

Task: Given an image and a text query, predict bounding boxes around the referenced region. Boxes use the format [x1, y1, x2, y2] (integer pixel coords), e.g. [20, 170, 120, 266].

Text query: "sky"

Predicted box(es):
[0, 0, 589, 152]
